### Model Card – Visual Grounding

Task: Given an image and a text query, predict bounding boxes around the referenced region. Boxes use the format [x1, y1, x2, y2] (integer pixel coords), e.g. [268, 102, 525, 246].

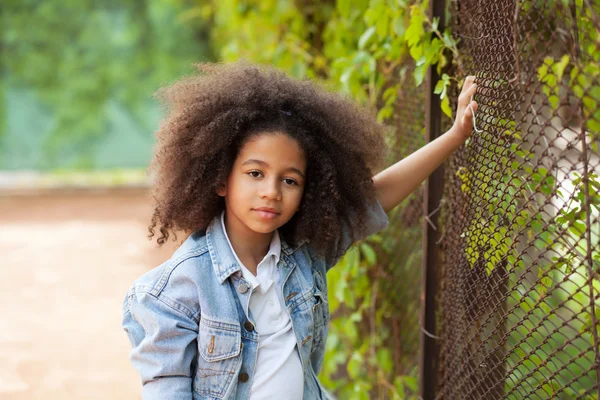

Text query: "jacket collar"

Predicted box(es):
[206, 213, 309, 284]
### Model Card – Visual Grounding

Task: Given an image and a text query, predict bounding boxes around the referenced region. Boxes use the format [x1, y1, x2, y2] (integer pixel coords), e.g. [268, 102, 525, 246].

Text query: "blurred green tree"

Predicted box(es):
[1, 0, 212, 169]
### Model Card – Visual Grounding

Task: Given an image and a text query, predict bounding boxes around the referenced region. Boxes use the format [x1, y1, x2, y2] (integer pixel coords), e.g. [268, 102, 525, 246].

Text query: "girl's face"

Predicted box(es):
[217, 132, 307, 235]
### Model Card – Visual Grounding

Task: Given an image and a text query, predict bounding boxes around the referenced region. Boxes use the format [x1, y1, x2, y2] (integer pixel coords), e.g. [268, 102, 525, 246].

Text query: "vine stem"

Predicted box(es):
[425, 19, 465, 75]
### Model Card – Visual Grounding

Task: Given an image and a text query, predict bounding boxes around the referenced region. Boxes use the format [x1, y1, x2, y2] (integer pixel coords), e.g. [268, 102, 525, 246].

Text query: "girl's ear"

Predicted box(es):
[216, 182, 227, 197]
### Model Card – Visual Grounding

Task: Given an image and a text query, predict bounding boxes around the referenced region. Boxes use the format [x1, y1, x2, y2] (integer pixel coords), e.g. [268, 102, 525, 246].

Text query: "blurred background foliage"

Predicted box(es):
[1, 0, 211, 170]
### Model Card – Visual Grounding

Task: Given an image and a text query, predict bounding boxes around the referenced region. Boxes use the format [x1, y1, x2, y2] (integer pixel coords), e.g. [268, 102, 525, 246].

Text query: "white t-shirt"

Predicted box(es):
[221, 212, 303, 399]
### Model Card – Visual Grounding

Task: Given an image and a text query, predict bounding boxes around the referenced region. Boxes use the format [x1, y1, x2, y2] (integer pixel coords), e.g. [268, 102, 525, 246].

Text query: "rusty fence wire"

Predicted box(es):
[432, 0, 600, 398]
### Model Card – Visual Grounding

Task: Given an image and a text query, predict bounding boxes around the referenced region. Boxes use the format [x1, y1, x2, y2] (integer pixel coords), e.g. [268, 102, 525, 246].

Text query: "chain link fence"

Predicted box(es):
[379, 64, 428, 378]
[431, 0, 600, 398]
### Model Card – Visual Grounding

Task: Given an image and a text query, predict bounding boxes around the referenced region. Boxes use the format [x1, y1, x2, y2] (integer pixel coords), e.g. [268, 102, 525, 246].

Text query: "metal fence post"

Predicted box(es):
[420, 0, 446, 398]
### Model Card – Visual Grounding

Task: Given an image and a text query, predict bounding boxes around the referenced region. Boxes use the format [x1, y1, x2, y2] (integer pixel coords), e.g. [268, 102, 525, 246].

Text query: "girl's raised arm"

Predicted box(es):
[372, 76, 478, 214]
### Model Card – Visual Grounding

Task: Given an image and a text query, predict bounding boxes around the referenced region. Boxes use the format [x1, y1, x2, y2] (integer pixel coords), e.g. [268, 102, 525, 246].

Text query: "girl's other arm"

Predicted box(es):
[373, 76, 478, 214]
[122, 288, 198, 400]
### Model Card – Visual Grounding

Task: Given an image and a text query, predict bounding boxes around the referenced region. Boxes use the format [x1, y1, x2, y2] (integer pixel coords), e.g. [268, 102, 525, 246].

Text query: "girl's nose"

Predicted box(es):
[259, 179, 281, 200]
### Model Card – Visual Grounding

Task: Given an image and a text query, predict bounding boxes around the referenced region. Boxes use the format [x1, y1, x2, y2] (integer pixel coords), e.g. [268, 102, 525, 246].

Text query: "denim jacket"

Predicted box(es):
[122, 199, 388, 399]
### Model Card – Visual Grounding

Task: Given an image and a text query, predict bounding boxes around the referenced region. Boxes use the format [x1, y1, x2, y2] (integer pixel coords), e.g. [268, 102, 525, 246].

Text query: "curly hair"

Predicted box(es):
[147, 60, 388, 259]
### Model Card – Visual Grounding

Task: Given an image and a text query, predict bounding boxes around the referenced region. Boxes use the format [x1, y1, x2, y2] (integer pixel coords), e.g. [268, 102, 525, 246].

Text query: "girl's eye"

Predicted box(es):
[248, 171, 262, 178]
[247, 171, 298, 186]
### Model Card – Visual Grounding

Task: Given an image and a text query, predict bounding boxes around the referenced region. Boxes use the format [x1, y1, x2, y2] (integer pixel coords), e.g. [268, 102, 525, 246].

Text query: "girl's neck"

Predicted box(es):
[223, 212, 273, 275]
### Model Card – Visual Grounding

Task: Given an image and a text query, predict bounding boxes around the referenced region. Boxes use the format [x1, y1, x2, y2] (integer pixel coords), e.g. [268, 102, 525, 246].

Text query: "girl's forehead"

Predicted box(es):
[238, 133, 306, 166]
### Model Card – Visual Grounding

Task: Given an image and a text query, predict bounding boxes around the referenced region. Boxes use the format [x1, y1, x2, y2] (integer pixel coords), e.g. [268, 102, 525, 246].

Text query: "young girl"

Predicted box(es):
[122, 61, 478, 399]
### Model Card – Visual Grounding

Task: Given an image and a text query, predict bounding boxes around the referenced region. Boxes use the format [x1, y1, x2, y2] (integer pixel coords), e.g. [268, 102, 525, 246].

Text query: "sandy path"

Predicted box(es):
[0, 189, 180, 399]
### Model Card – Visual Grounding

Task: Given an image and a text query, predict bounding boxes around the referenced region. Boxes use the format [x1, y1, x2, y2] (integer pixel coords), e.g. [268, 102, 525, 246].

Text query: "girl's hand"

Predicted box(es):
[452, 75, 479, 140]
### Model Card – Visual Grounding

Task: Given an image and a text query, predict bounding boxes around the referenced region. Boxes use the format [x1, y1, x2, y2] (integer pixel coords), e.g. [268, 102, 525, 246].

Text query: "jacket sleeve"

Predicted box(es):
[326, 198, 389, 271]
[122, 288, 199, 400]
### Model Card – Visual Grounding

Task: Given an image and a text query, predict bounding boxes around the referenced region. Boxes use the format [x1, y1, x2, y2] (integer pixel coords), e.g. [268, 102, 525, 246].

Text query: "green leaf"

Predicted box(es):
[541, 276, 553, 289]
[392, 15, 405, 36]
[441, 96, 452, 118]
[542, 383, 554, 396]
[340, 66, 354, 92]
[414, 63, 427, 86]
[375, 10, 389, 38]
[393, 377, 406, 399]
[405, 7, 424, 47]
[424, 37, 444, 64]
[554, 55, 570, 80]
[377, 106, 393, 121]
[347, 351, 362, 379]
[337, 0, 352, 18]
[358, 27, 376, 50]
[568, 220, 586, 236]
[587, 118, 600, 134]
[376, 348, 393, 373]
[434, 74, 450, 99]
[404, 375, 418, 391]
[343, 286, 356, 308]
[360, 243, 377, 266]
[442, 30, 455, 48]
[409, 44, 423, 61]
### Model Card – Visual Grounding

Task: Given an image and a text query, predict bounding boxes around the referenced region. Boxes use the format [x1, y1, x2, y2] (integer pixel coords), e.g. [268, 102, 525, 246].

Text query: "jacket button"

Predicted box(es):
[238, 283, 250, 294]
[244, 320, 254, 331]
[239, 372, 249, 382]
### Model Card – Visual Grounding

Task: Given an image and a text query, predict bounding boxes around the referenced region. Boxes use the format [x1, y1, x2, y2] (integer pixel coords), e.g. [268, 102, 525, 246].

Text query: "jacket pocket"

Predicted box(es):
[194, 316, 242, 399]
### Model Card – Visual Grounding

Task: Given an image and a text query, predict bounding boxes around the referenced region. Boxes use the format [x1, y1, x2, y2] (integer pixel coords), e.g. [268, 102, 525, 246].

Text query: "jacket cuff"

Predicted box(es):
[142, 377, 193, 400]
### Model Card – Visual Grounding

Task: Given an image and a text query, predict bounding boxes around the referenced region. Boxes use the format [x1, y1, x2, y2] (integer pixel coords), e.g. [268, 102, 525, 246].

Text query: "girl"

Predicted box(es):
[122, 61, 478, 400]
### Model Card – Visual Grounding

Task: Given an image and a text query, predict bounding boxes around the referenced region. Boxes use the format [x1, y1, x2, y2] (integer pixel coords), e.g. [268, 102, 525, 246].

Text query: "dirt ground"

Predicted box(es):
[0, 189, 181, 399]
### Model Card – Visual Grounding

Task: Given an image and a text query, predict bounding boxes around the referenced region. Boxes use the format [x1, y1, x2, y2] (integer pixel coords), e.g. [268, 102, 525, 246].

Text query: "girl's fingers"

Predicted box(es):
[464, 75, 476, 89]
[461, 75, 476, 92]
[464, 105, 472, 119]
[456, 76, 479, 131]
[458, 83, 478, 113]
[455, 76, 477, 108]
[463, 100, 478, 125]
[465, 82, 478, 99]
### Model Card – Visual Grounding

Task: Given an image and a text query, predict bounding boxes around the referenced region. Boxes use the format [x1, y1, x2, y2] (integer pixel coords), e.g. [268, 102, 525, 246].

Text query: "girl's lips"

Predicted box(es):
[254, 209, 279, 219]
